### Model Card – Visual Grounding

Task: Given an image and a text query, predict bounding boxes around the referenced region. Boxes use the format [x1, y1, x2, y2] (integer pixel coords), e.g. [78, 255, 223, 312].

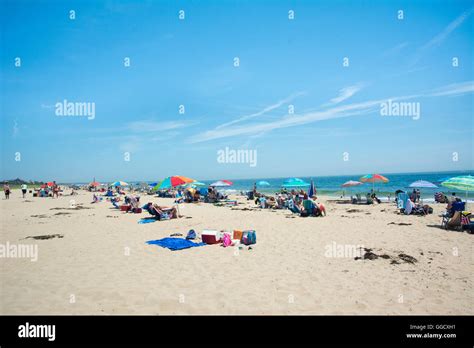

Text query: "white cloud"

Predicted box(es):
[412, 8, 474, 65]
[420, 7, 474, 51]
[127, 120, 196, 132]
[190, 81, 474, 143]
[215, 91, 306, 129]
[327, 83, 365, 105]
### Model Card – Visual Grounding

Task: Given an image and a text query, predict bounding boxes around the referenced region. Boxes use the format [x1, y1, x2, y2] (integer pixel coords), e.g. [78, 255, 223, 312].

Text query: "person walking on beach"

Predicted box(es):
[21, 183, 27, 198]
[3, 182, 11, 199]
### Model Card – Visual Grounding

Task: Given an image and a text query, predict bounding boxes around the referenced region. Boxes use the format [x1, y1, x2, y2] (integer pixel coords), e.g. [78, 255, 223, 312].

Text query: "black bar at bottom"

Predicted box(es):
[0, 315, 472, 346]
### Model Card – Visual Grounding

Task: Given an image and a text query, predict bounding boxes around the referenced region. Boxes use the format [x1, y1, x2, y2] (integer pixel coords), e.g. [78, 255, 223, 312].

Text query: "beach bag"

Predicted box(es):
[222, 233, 232, 247]
[186, 229, 196, 240]
[233, 230, 243, 241]
[423, 205, 433, 215]
[242, 230, 256, 245]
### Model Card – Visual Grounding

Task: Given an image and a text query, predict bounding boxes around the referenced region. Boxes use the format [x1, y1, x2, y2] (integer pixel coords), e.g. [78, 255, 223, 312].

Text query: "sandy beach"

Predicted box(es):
[0, 189, 472, 315]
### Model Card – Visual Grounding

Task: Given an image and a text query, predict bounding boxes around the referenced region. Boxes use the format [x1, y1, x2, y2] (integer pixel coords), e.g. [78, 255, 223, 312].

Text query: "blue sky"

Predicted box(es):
[1, 0, 473, 182]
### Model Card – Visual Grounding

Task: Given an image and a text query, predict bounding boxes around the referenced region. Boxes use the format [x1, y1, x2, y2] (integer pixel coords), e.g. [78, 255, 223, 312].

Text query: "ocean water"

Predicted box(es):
[191, 171, 474, 201]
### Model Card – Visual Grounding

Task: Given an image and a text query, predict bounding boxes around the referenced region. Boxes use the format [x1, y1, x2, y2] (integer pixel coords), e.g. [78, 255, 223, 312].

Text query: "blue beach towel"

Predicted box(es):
[139, 217, 157, 224]
[146, 237, 206, 251]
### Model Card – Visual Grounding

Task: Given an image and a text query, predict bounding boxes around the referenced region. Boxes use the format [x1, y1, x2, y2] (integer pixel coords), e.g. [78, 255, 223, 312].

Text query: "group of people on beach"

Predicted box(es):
[251, 186, 326, 217]
[2, 181, 61, 199]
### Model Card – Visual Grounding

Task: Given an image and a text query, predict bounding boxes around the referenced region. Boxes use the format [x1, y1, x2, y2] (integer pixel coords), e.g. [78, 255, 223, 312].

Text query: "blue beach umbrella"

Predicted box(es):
[257, 180, 270, 187]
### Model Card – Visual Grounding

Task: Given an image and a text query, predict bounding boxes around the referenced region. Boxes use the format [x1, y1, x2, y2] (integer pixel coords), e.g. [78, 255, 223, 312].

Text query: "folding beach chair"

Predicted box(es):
[301, 199, 315, 217]
[441, 201, 465, 229]
[461, 212, 474, 233]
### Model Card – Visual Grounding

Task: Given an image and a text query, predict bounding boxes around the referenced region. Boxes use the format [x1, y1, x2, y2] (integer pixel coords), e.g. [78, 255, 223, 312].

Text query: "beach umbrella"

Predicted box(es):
[409, 180, 438, 188]
[409, 180, 438, 203]
[149, 182, 159, 187]
[341, 180, 362, 197]
[282, 178, 310, 188]
[307, 180, 316, 197]
[257, 180, 270, 187]
[89, 181, 100, 187]
[46, 182, 54, 187]
[441, 175, 474, 200]
[155, 176, 195, 189]
[360, 174, 389, 192]
[190, 181, 206, 186]
[341, 180, 363, 187]
[210, 180, 232, 187]
[110, 181, 129, 187]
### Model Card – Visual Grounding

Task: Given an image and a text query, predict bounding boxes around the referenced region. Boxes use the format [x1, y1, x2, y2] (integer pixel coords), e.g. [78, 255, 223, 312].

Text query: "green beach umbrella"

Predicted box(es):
[441, 175, 474, 200]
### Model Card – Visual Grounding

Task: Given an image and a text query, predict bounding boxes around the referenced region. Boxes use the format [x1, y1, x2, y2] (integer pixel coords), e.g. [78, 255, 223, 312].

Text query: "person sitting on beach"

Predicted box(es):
[110, 197, 121, 209]
[370, 192, 381, 204]
[92, 194, 101, 203]
[276, 195, 285, 209]
[310, 197, 326, 217]
[287, 197, 301, 214]
[143, 202, 178, 220]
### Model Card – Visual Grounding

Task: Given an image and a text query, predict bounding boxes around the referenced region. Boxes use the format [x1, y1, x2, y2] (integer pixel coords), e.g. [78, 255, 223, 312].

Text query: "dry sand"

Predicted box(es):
[0, 189, 472, 314]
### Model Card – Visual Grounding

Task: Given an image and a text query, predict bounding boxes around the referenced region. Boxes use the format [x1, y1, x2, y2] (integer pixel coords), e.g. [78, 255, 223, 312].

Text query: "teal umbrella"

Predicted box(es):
[257, 180, 270, 187]
[282, 178, 310, 188]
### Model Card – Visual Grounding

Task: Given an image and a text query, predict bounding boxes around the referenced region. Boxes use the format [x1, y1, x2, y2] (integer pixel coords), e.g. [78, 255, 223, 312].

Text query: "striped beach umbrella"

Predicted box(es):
[155, 176, 195, 190]
[110, 181, 129, 187]
[360, 174, 389, 191]
[441, 175, 474, 200]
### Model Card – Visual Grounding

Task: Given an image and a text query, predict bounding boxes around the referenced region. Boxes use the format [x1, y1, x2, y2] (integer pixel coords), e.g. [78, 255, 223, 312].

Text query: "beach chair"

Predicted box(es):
[287, 199, 300, 214]
[445, 211, 462, 230]
[397, 192, 409, 211]
[441, 201, 466, 228]
[461, 212, 474, 233]
[366, 195, 374, 205]
[301, 199, 315, 217]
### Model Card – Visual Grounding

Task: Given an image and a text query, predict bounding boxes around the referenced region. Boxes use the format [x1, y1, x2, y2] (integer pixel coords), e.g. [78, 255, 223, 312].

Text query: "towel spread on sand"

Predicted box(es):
[146, 237, 206, 251]
[138, 218, 156, 224]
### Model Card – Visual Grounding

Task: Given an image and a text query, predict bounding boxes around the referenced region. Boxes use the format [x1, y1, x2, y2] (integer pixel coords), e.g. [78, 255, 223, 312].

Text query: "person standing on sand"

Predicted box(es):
[21, 183, 27, 198]
[52, 181, 59, 198]
[4, 182, 11, 199]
